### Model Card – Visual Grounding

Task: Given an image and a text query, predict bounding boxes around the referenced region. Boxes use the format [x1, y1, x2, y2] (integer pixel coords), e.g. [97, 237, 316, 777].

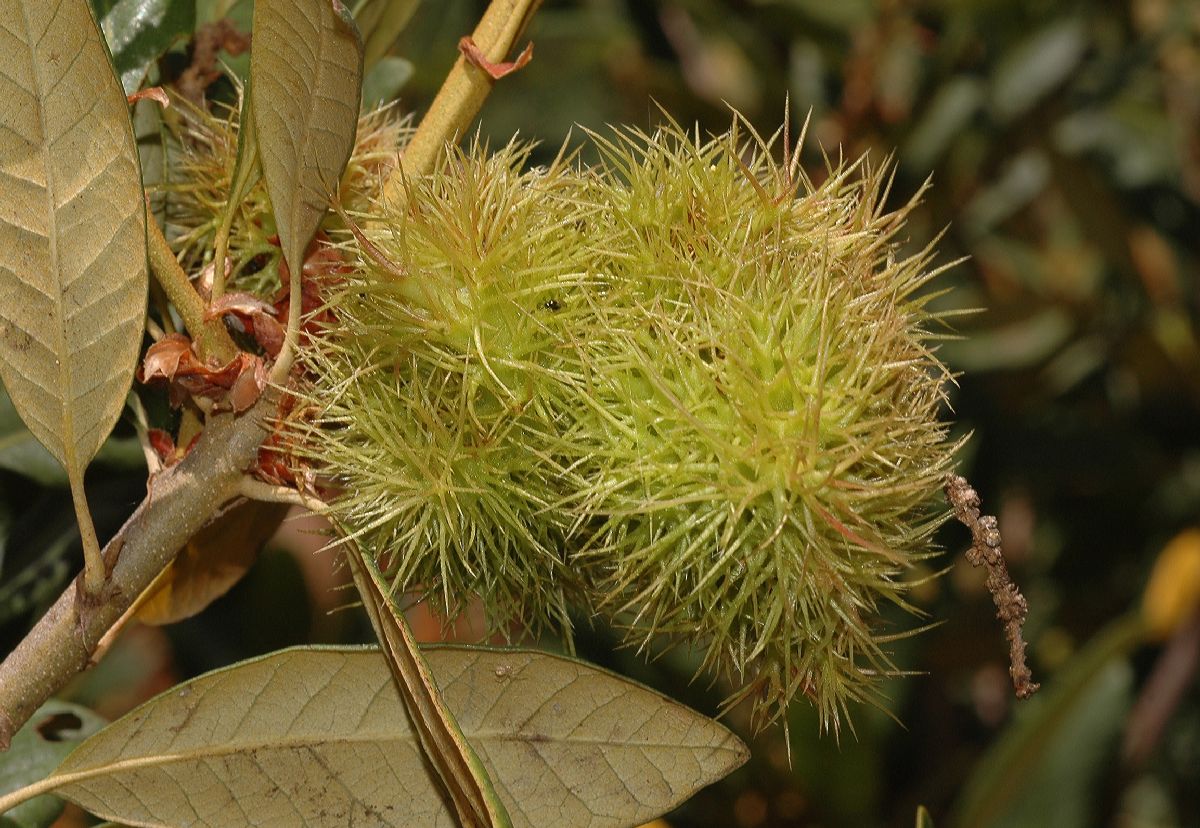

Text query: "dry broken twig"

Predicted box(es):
[945, 473, 1040, 699]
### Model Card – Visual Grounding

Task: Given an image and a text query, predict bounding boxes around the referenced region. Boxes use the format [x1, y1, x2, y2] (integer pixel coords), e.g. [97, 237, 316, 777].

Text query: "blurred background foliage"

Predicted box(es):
[1, 0, 1199, 826]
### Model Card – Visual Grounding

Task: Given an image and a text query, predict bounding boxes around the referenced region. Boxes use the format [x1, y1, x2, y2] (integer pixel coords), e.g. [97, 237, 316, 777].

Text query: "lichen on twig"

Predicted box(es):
[944, 473, 1040, 699]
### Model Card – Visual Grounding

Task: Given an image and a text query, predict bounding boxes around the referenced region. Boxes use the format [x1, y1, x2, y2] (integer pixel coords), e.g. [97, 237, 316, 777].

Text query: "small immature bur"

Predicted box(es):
[944, 473, 1040, 698]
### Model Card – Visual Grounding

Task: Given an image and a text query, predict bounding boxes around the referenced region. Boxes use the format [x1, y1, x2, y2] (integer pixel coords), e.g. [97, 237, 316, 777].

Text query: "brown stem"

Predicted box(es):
[944, 473, 1040, 699]
[0, 391, 276, 750]
[380, 0, 543, 205]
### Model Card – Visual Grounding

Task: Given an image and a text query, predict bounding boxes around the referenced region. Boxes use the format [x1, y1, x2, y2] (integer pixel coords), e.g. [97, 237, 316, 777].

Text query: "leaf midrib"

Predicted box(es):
[17, 0, 77, 470]
[53, 723, 740, 791]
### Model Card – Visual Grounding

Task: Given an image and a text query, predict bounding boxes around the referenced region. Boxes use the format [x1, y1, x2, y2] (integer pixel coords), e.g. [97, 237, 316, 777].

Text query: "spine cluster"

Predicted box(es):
[295, 120, 960, 729]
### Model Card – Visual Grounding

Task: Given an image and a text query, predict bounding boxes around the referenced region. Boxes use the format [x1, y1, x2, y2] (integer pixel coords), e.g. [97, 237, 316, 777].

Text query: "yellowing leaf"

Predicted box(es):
[48, 647, 747, 827]
[1142, 528, 1200, 641]
[0, 0, 148, 498]
[251, 0, 363, 279]
[135, 499, 289, 625]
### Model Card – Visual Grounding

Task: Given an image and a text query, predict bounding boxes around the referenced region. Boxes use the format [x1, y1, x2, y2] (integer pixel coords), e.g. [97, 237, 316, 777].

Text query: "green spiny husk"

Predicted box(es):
[158, 95, 410, 296]
[293, 141, 602, 641]
[568, 122, 961, 731]
[298, 117, 961, 732]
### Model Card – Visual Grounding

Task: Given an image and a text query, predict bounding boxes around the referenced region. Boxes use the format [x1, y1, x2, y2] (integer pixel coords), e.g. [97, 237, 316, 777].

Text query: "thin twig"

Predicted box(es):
[944, 473, 1040, 699]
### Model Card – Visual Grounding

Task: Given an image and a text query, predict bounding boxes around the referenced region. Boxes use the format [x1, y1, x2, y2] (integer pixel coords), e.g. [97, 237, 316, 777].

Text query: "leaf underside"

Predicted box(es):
[251, 0, 364, 276]
[51, 647, 748, 828]
[348, 549, 512, 827]
[0, 0, 147, 476]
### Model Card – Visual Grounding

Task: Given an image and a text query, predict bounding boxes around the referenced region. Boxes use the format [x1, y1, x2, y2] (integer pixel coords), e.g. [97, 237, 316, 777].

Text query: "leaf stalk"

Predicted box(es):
[146, 218, 239, 365]
[66, 465, 105, 597]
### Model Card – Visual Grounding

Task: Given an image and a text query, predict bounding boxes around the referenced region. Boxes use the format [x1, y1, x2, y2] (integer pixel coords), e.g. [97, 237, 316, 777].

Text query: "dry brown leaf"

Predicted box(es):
[458, 36, 534, 79]
[135, 499, 290, 625]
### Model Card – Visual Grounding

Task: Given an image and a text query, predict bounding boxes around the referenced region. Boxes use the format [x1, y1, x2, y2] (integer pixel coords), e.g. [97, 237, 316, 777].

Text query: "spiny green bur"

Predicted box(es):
[299, 120, 961, 733]
[572, 125, 960, 731]
[160, 100, 407, 294]
[296, 143, 600, 639]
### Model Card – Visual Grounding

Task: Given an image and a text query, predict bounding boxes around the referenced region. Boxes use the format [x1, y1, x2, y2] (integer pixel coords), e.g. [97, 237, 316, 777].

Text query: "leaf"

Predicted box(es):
[0, 385, 68, 486]
[0, 499, 10, 577]
[45, 647, 747, 827]
[251, 0, 364, 281]
[353, 0, 419, 72]
[953, 614, 1143, 828]
[991, 18, 1087, 122]
[0, 700, 106, 828]
[915, 805, 935, 828]
[361, 55, 414, 106]
[0, 0, 149, 582]
[226, 84, 261, 211]
[100, 0, 196, 94]
[347, 549, 511, 827]
[0, 385, 144, 486]
[210, 78, 261, 301]
[0, 505, 78, 627]
[902, 77, 983, 171]
[134, 499, 290, 625]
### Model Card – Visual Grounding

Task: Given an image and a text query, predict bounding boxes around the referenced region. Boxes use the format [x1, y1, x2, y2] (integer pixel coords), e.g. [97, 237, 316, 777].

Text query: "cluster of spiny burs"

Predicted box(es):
[170, 102, 960, 730]
[279, 115, 960, 733]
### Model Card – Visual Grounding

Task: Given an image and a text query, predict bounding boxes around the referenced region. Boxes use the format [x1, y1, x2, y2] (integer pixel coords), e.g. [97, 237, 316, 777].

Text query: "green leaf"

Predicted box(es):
[0, 499, 10, 577]
[0, 386, 68, 487]
[100, 0, 196, 94]
[362, 55, 414, 106]
[954, 613, 1144, 828]
[991, 18, 1087, 122]
[353, 0, 419, 72]
[0, 700, 106, 828]
[45, 647, 747, 827]
[251, 0, 364, 280]
[0, 0, 149, 572]
[903, 77, 983, 171]
[915, 805, 935, 828]
[211, 78, 261, 298]
[0, 386, 144, 486]
[0, 505, 77, 626]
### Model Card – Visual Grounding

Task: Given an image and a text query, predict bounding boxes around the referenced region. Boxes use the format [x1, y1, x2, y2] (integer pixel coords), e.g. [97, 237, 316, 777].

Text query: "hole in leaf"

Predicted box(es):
[36, 711, 82, 742]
